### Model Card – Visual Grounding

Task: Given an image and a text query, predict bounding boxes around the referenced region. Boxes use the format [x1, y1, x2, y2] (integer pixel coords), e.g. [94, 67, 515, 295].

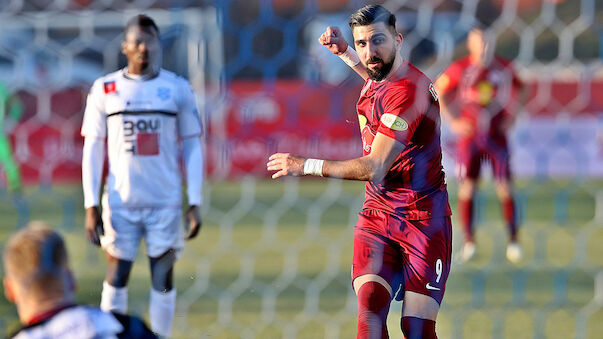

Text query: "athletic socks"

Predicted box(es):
[149, 288, 176, 338]
[356, 281, 391, 339]
[458, 198, 474, 243]
[100, 282, 176, 337]
[501, 197, 518, 241]
[401, 316, 437, 339]
[100, 280, 128, 314]
[460, 196, 518, 242]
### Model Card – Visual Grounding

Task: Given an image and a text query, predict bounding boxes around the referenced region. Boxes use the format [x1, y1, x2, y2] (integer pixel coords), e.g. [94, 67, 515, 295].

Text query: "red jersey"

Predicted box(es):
[438, 56, 521, 142]
[357, 60, 451, 220]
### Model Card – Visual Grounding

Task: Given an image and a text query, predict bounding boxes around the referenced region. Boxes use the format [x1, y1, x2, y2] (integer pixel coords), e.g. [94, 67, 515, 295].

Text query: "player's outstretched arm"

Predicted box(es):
[318, 26, 368, 81]
[267, 132, 404, 182]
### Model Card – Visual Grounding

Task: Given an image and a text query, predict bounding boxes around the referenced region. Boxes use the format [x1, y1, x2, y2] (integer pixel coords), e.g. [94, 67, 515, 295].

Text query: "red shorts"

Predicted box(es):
[352, 209, 452, 304]
[457, 138, 511, 180]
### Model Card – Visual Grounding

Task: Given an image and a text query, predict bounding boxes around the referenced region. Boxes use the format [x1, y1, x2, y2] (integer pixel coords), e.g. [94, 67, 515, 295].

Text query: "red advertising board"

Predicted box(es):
[2, 79, 602, 185]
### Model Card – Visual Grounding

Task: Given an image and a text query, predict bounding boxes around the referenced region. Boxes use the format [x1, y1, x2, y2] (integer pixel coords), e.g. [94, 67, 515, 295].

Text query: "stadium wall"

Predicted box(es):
[2, 79, 602, 187]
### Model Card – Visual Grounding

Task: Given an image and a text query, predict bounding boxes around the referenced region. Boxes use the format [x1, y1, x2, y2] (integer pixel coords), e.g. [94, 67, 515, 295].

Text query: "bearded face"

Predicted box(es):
[353, 22, 401, 81]
[365, 47, 396, 81]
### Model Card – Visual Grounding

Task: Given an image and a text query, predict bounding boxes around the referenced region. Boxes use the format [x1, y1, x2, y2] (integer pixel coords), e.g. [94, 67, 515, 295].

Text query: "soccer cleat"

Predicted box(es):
[459, 242, 476, 263]
[506, 242, 523, 263]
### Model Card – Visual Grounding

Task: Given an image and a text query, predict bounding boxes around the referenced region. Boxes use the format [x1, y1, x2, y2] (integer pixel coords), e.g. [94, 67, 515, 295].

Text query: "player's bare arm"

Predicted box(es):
[319, 26, 369, 81]
[268, 132, 404, 182]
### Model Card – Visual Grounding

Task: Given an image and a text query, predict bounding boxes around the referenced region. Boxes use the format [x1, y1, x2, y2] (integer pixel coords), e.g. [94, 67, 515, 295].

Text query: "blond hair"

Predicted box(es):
[3, 221, 69, 299]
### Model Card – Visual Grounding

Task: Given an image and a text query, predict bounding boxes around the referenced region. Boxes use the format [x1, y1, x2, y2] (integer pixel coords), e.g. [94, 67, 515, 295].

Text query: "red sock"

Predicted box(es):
[356, 281, 391, 339]
[458, 198, 474, 242]
[401, 316, 437, 339]
[501, 197, 518, 241]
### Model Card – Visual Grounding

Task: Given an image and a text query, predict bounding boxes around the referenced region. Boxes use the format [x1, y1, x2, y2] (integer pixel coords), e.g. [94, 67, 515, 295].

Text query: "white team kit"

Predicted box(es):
[81, 68, 203, 260]
[10, 306, 123, 339]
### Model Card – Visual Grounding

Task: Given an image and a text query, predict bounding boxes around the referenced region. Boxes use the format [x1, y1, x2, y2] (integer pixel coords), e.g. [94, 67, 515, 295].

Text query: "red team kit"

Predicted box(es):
[353, 60, 452, 304]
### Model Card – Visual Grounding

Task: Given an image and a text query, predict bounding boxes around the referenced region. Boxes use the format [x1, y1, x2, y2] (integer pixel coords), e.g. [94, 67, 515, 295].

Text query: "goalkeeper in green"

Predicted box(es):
[0, 83, 23, 192]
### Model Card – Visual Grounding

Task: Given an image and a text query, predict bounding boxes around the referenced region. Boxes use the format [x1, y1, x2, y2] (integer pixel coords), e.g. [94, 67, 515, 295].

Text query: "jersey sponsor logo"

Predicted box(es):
[104, 81, 116, 94]
[123, 118, 160, 155]
[157, 87, 171, 101]
[425, 283, 440, 291]
[126, 100, 153, 107]
[381, 113, 408, 131]
[137, 133, 159, 155]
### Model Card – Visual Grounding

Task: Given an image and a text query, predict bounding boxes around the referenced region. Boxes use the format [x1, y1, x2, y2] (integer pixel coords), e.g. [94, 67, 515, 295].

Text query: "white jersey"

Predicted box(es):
[11, 306, 122, 339]
[81, 68, 202, 209]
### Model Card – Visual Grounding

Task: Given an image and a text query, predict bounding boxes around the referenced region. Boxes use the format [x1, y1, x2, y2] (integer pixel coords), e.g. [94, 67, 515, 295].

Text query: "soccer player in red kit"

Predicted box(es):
[435, 26, 523, 263]
[268, 5, 452, 338]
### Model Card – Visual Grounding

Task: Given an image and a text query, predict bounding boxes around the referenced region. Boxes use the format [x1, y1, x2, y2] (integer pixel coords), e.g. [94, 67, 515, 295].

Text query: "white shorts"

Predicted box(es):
[100, 206, 184, 261]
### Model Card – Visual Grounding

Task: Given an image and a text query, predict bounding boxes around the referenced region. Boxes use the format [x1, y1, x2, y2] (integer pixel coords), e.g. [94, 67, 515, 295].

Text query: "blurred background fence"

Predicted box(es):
[0, 0, 602, 338]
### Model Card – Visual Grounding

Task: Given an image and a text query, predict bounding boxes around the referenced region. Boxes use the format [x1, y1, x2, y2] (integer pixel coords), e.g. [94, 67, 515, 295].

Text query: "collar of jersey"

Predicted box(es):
[23, 303, 78, 327]
[371, 60, 410, 86]
[122, 68, 160, 81]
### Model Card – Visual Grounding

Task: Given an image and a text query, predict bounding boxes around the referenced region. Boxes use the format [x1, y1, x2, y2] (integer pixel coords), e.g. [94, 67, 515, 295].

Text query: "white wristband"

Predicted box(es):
[338, 46, 360, 67]
[303, 158, 324, 177]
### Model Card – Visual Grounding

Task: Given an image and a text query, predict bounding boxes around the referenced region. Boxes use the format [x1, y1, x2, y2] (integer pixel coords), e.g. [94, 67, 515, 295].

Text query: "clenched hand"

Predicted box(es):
[318, 26, 349, 55]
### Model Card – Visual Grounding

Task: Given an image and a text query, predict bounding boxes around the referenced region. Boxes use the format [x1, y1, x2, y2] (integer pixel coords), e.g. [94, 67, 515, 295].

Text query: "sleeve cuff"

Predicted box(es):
[187, 195, 202, 207]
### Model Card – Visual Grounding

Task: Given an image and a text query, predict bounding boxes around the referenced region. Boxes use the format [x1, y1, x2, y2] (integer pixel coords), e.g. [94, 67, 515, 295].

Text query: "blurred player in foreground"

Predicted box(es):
[81, 14, 203, 337]
[3, 221, 157, 338]
[269, 5, 451, 338]
[0, 82, 23, 193]
[435, 26, 523, 263]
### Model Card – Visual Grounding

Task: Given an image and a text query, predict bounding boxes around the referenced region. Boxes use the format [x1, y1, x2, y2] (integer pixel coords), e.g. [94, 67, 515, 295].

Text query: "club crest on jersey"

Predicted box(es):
[381, 113, 408, 131]
[104, 81, 116, 94]
[157, 87, 171, 101]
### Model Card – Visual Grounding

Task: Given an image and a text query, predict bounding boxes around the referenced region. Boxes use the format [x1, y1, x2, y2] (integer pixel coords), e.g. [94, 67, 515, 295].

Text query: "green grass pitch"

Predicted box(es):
[0, 179, 602, 338]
